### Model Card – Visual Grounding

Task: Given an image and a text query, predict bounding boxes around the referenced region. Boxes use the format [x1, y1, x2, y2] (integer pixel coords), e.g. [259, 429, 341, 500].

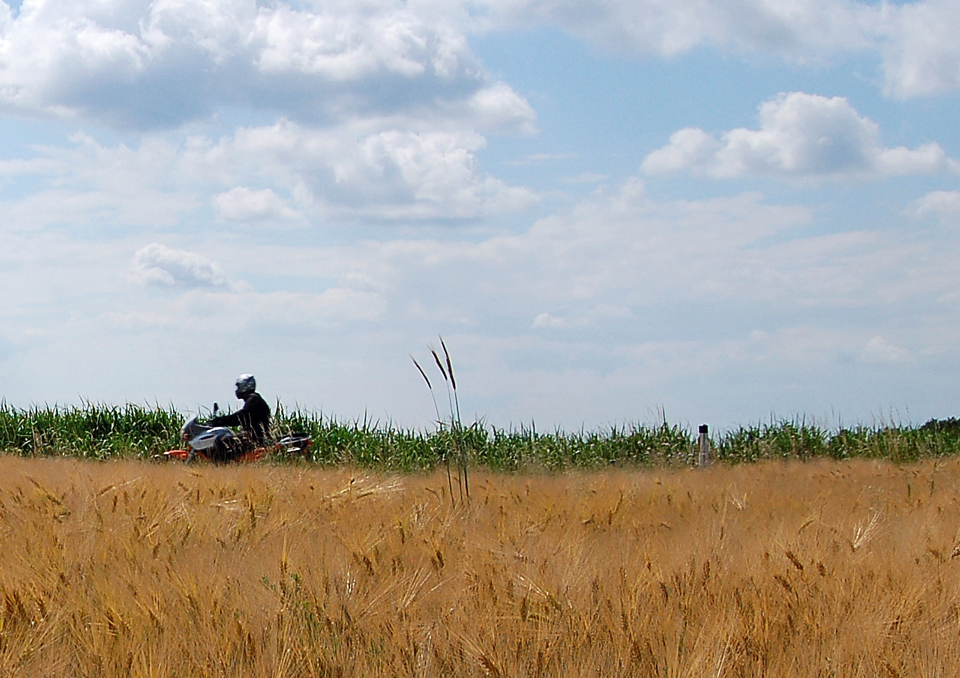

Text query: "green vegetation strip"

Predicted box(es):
[1, 402, 959, 469]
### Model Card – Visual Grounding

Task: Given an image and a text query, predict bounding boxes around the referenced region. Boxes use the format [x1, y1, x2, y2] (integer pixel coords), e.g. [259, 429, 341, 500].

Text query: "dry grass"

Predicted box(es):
[0, 456, 958, 676]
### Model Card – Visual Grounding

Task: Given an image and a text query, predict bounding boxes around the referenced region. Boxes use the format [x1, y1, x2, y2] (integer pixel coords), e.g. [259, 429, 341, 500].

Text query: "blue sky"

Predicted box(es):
[1, 0, 959, 431]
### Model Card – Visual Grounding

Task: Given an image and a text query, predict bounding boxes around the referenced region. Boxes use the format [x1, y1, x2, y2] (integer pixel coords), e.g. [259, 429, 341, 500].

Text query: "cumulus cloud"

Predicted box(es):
[129, 243, 230, 288]
[912, 191, 960, 223]
[213, 186, 300, 222]
[873, 0, 960, 97]
[0, 0, 958, 134]
[0, 0, 531, 130]
[473, 0, 960, 99]
[464, 82, 537, 134]
[0, 118, 537, 226]
[197, 119, 539, 219]
[642, 92, 956, 179]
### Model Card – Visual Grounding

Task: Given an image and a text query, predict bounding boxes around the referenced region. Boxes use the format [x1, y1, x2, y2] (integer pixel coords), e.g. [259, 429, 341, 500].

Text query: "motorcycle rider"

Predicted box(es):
[206, 374, 271, 460]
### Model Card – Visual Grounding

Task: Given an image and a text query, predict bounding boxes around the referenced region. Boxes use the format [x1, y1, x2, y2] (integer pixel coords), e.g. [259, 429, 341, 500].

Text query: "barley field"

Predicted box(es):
[0, 455, 958, 676]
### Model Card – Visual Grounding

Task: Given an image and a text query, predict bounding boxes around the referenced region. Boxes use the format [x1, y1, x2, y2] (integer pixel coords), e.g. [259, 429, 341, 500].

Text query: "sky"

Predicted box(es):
[1, 0, 959, 432]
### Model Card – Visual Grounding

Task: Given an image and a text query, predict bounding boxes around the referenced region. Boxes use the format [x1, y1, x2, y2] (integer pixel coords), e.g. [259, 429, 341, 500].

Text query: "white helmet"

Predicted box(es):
[235, 374, 256, 398]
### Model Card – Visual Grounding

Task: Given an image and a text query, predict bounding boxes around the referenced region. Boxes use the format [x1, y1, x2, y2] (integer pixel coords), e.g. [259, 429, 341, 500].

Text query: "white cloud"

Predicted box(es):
[129, 242, 231, 288]
[213, 186, 300, 222]
[639, 128, 721, 176]
[0, 118, 538, 226]
[0, 0, 957, 135]
[474, 0, 960, 100]
[873, 0, 960, 98]
[532, 312, 567, 329]
[474, 0, 872, 59]
[0, 132, 202, 231]
[465, 82, 537, 134]
[206, 120, 539, 219]
[860, 336, 913, 364]
[912, 191, 960, 223]
[642, 92, 956, 179]
[252, 3, 470, 80]
[319, 177, 936, 318]
[0, 0, 512, 129]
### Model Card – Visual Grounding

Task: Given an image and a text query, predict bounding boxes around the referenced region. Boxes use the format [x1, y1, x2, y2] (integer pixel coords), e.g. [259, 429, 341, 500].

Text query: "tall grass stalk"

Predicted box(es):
[419, 336, 468, 504]
[410, 355, 454, 501]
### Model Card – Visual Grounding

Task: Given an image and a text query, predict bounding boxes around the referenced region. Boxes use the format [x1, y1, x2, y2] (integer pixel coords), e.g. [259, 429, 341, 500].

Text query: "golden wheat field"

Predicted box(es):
[0, 456, 958, 677]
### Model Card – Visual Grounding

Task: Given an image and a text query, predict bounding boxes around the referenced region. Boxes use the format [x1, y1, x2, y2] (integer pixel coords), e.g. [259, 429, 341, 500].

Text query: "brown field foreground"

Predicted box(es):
[0, 458, 958, 676]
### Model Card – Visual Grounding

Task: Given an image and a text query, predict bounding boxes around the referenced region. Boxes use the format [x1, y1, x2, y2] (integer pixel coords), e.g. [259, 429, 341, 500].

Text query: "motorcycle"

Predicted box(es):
[162, 404, 312, 463]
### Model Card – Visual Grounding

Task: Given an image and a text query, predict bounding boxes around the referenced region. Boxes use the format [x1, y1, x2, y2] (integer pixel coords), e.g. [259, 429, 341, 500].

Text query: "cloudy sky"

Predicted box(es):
[1, 0, 959, 431]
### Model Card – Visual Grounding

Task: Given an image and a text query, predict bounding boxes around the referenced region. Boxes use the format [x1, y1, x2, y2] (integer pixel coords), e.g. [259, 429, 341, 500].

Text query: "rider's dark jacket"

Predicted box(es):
[208, 392, 271, 444]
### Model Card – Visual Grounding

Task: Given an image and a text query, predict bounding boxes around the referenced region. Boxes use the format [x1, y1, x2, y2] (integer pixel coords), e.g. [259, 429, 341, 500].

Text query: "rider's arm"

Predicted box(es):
[208, 410, 244, 428]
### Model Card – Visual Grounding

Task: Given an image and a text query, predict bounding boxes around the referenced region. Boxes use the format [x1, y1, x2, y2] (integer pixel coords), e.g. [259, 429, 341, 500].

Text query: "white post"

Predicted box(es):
[698, 424, 710, 467]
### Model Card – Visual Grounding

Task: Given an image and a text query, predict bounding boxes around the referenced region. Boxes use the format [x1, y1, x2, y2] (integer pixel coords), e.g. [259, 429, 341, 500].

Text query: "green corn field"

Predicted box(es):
[0, 401, 958, 468]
